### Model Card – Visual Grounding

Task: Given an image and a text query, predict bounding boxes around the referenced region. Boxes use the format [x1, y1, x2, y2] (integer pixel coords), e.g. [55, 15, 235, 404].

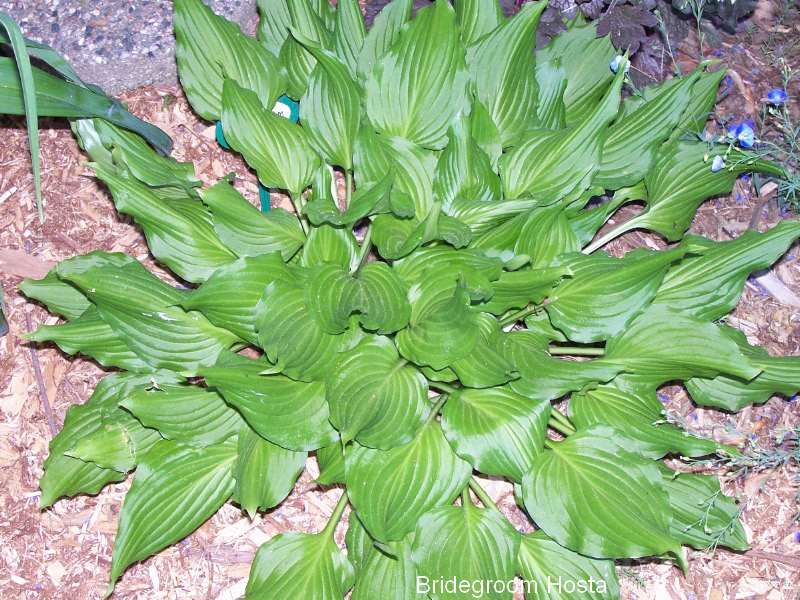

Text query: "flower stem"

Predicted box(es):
[322, 490, 349, 539]
[469, 478, 498, 511]
[498, 305, 538, 327]
[548, 345, 605, 357]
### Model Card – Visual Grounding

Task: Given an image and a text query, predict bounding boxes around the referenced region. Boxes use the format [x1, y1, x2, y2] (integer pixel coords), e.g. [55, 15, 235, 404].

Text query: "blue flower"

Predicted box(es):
[711, 155, 725, 172]
[609, 55, 629, 74]
[767, 88, 787, 105]
[728, 122, 755, 148]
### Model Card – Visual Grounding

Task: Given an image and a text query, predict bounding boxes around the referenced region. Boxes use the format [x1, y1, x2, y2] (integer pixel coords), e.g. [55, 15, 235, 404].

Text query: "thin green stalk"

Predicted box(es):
[345, 170, 353, 209]
[548, 418, 574, 437]
[549, 409, 576, 434]
[429, 382, 459, 395]
[425, 393, 450, 423]
[461, 487, 471, 509]
[498, 305, 538, 327]
[468, 479, 498, 511]
[352, 224, 372, 274]
[322, 490, 349, 538]
[548, 345, 605, 357]
[289, 193, 309, 235]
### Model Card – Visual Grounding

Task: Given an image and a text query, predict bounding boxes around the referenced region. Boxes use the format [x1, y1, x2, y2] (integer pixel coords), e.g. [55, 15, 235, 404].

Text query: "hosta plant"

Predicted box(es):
[21, 0, 800, 597]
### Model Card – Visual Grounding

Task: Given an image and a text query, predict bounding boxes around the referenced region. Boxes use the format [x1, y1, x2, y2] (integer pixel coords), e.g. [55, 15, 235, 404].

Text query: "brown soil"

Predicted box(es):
[0, 2, 799, 599]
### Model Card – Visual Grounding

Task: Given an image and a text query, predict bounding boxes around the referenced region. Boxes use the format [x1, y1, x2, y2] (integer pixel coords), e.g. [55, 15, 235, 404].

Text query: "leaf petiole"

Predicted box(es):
[429, 381, 459, 395]
[549, 409, 576, 435]
[498, 304, 539, 327]
[468, 478, 498, 511]
[321, 490, 349, 539]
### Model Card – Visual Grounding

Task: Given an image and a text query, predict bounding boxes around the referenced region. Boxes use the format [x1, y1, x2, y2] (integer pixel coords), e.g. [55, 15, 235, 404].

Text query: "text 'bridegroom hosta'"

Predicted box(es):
[21, 0, 798, 598]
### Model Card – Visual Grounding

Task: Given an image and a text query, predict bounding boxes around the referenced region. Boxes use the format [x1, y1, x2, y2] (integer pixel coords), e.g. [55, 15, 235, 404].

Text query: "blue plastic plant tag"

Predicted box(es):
[214, 95, 299, 213]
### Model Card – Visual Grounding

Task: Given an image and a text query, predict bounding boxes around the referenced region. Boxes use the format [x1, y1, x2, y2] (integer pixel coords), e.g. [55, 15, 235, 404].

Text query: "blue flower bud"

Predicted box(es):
[766, 88, 787, 105]
[711, 155, 725, 172]
[609, 55, 629, 74]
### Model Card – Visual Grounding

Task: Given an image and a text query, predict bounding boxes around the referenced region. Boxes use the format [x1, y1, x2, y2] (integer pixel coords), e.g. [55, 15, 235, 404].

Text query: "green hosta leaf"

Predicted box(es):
[92, 163, 237, 283]
[39, 372, 180, 508]
[517, 531, 620, 600]
[305, 170, 397, 226]
[201, 181, 304, 260]
[685, 326, 800, 411]
[299, 45, 361, 169]
[357, 0, 413, 81]
[630, 140, 785, 241]
[534, 58, 567, 130]
[246, 531, 354, 599]
[470, 98, 503, 171]
[108, 440, 237, 594]
[202, 359, 338, 451]
[671, 68, 727, 140]
[280, 0, 333, 100]
[234, 426, 306, 518]
[515, 205, 580, 268]
[604, 305, 761, 387]
[174, 0, 283, 121]
[501, 64, 624, 203]
[567, 191, 631, 247]
[121, 383, 244, 447]
[365, 0, 469, 149]
[478, 266, 568, 315]
[652, 220, 800, 320]
[412, 502, 520, 600]
[256, 0, 291, 56]
[301, 223, 359, 271]
[545, 247, 686, 343]
[520, 424, 685, 568]
[442, 386, 550, 482]
[594, 72, 697, 190]
[26, 306, 150, 372]
[66, 422, 160, 472]
[660, 467, 748, 551]
[74, 119, 199, 197]
[356, 262, 412, 334]
[434, 112, 502, 212]
[305, 263, 362, 334]
[350, 531, 417, 600]
[316, 442, 346, 485]
[19, 268, 89, 320]
[346, 419, 472, 542]
[221, 78, 320, 198]
[355, 128, 437, 220]
[58, 261, 238, 374]
[536, 18, 615, 125]
[326, 335, 428, 448]
[333, 0, 366, 77]
[396, 275, 480, 370]
[256, 278, 346, 381]
[183, 253, 293, 344]
[570, 383, 725, 459]
[504, 331, 623, 402]
[450, 313, 518, 387]
[393, 246, 502, 287]
[456, 0, 504, 46]
[466, 1, 545, 146]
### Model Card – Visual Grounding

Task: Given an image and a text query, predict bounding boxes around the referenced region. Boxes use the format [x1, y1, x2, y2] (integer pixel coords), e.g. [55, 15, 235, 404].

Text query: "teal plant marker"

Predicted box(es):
[215, 95, 300, 212]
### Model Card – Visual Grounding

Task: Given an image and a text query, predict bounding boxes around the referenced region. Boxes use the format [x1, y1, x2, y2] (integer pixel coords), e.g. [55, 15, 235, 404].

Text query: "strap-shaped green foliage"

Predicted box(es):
[21, 0, 798, 597]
